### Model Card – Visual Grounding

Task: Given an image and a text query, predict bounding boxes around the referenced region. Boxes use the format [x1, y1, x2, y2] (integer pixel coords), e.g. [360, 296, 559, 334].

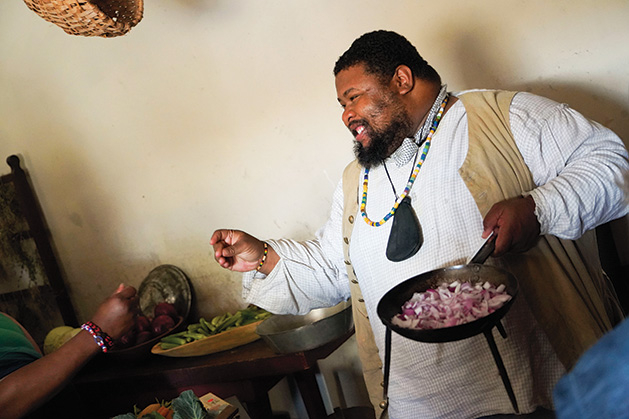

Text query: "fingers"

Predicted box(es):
[483, 203, 515, 257]
[210, 229, 236, 260]
[209, 229, 267, 272]
[210, 229, 239, 246]
[209, 229, 229, 245]
[210, 229, 245, 265]
[211, 240, 234, 269]
[482, 204, 501, 239]
[481, 196, 540, 257]
[114, 284, 137, 300]
[492, 229, 511, 257]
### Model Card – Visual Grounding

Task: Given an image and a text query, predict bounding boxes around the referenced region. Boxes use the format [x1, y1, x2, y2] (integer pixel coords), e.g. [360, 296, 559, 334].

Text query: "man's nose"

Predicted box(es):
[342, 107, 355, 127]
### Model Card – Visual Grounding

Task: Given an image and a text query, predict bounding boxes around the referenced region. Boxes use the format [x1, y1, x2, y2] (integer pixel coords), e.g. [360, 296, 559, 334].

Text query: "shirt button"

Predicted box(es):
[348, 215, 354, 223]
[343, 237, 349, 244]
[351, 279, 358, 284]
[344, 260, 351, 265]
[358, 298, 364, 302]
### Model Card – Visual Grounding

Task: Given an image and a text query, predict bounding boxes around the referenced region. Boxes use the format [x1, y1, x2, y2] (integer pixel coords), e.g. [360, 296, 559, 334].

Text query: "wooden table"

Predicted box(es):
[73, 328, 355, 419]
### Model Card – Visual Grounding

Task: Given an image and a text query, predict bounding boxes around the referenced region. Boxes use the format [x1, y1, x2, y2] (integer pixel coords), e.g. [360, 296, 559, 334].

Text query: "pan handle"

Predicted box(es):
[467, 232, 496, 265]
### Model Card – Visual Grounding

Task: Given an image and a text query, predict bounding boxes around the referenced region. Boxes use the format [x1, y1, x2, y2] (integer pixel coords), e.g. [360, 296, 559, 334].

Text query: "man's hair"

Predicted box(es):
[334, 30, 441, 85]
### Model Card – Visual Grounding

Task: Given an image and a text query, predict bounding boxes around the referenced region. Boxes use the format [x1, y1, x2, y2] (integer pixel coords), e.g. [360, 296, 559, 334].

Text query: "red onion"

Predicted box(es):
[392, 281, 512, 329]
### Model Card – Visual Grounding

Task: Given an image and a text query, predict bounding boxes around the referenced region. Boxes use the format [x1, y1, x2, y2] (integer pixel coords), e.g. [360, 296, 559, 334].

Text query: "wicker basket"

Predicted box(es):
[23, 0, 144, 38]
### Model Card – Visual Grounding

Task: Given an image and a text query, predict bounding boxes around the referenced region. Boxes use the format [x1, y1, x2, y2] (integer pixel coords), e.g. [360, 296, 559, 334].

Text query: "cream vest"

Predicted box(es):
[341, 90, 622, 413]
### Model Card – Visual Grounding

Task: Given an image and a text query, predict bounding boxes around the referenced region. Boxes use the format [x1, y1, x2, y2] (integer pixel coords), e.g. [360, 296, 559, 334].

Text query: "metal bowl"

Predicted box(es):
[255, 299, 353, 353]
[138, 265, 192, 321]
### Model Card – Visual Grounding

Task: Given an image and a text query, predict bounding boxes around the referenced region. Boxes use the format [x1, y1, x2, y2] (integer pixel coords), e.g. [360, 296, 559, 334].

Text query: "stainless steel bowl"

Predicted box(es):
[255, 299, 353, 353]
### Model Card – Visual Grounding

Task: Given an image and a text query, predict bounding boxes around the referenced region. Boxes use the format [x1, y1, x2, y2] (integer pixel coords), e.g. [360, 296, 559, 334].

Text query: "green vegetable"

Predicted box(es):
[172, 390, 210, 419]
[160, 342, 181, 350]
[161, 336, 187, 345]
[112, 390, 209, 419]
[255, 311, 272, 320]
[158, 306, 272, 349]
[214, 311, 241, 333]
[183, 332, 207, 340]
[140, 413, 167, 419]
[199, 318, 211, 333]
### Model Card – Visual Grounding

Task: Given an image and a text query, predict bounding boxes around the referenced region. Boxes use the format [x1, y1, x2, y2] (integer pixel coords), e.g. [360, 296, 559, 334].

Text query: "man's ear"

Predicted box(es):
[392, 65, 414, 95]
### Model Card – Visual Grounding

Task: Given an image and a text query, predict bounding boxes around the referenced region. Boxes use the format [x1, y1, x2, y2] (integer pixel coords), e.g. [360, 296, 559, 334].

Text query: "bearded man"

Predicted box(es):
[210, 30, 629, 419]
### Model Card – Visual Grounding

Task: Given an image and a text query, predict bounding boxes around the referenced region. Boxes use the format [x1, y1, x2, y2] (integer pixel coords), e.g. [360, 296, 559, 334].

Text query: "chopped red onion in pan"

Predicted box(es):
[392, 281, 512, 329]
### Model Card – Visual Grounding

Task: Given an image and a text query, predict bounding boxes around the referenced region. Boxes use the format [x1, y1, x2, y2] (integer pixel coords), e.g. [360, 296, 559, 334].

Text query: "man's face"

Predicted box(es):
[335, 64, 412, 168]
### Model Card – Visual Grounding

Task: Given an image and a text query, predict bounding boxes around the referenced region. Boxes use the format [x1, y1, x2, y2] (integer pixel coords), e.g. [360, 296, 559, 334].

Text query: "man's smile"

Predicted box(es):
[350, 122, 368, 144]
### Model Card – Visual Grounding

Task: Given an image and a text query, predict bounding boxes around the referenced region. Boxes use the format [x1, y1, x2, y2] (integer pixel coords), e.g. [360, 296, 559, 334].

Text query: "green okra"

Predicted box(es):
[160, 335, 187, 345]
[199, 318, 211, 333]
[215, 311, 242, 333]
[183, 332, 207, 341]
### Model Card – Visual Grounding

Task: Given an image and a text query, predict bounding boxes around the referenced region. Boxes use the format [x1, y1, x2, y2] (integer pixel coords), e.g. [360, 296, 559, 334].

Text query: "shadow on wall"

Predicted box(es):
[441, 27, 629, 143]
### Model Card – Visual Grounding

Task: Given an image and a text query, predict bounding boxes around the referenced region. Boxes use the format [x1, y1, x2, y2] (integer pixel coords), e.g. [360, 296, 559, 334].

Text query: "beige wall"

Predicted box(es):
[1, 0, 629, 414]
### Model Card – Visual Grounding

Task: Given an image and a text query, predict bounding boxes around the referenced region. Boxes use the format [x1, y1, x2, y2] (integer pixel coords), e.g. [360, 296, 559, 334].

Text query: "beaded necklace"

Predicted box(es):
[360, 94, 449, 227]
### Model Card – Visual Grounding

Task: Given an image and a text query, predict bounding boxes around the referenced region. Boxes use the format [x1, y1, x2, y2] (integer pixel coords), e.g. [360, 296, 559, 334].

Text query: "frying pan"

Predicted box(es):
[375, 234, 521, 414]
[377, 263, 519, 343]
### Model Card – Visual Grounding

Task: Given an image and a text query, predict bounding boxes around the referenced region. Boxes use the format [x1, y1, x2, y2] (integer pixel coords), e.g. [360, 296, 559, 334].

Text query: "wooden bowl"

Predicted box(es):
[107, 316, 184, 361]
[151, 319, 263, 357]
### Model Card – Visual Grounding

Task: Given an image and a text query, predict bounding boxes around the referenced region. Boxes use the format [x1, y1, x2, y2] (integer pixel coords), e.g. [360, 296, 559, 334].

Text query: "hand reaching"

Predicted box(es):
[0, 283, 138, 419]
[209, 229, 269, 273]
[482, 195, 541, 257]
[90, 284, 138, 340]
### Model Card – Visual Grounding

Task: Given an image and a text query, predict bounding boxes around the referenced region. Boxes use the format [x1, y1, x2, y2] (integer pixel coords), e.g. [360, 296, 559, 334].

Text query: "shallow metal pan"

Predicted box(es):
[377, 263, 519, 343]
[375, 233, 521, 414]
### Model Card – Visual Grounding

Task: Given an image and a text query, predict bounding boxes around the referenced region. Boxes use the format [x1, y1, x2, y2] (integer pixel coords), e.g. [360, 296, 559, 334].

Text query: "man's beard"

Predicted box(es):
[353, 111, 413, 169]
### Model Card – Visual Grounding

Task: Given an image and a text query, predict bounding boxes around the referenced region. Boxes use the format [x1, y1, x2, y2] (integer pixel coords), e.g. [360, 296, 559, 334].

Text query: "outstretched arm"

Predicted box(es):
[210, 229, 280, 275]
[0, 284, 138, 419]
[209, 181, 351, 315]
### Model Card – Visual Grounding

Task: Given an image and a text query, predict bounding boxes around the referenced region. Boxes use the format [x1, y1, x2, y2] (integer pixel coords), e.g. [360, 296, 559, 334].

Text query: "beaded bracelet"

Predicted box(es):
[256, 242, 268, 271]
[81, 321, 114, 353]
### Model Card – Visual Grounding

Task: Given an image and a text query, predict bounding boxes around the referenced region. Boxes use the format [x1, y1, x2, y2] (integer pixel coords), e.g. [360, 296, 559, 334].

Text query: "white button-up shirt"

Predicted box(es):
[242, 92, 629, 418]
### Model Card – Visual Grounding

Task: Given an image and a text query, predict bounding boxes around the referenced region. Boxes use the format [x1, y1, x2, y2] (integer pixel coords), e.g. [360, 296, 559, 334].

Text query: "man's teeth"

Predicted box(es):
[356, 126, 365, 135]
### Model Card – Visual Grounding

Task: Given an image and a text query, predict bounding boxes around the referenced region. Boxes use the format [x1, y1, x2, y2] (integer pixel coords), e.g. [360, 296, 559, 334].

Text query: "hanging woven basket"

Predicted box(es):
[23, 0, 144, 38]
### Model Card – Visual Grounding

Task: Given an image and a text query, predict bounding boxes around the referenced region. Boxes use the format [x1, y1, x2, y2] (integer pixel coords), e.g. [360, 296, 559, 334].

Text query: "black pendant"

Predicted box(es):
[386, 196, 423, 262]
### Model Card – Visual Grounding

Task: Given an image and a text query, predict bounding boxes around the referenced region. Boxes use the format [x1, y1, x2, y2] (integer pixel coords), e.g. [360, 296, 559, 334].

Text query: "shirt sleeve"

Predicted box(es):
[510, 92, 629, 239]
[241, 179, 351, 315]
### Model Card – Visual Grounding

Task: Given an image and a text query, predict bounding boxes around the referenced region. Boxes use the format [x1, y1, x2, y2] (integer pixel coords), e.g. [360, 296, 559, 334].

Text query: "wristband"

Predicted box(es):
[81, 321, 114, 353]
[256, 242, 268, 272]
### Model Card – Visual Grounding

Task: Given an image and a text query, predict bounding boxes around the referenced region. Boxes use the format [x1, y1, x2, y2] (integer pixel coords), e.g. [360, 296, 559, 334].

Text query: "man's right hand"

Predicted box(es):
[210, 229, 277, 273]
